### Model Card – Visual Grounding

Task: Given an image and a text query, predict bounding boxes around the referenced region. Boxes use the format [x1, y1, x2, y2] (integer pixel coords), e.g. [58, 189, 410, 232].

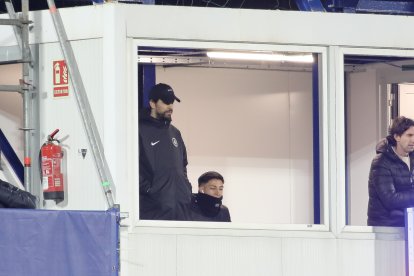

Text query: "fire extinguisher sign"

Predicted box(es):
[53, 60, 69, 98]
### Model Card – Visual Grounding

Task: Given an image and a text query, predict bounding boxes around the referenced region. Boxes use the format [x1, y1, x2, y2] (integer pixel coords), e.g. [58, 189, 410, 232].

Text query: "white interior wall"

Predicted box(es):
[346, 69, 378, 225]
[399, 84, 414, 119]
[155, 66, 313, 224]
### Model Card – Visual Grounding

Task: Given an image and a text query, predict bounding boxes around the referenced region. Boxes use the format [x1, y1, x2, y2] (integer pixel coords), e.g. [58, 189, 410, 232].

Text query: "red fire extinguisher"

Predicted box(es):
[41, 129, 64, 200]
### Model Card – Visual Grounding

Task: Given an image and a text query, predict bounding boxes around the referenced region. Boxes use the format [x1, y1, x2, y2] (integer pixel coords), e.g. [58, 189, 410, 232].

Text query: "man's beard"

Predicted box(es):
[157, 110, 172, 121]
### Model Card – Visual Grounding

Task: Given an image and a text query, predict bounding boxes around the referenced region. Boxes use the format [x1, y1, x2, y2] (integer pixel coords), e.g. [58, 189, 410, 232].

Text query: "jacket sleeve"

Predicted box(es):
[371, 163, 414, 210]
[181, 140, 193, 191]
[139, 136, 152, 194]
[224, 207, 231, 222]
[0, 179, 36, 209]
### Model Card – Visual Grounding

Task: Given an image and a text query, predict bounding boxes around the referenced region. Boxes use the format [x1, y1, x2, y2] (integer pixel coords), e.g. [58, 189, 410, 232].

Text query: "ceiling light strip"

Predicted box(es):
[207, 51, 314, 63]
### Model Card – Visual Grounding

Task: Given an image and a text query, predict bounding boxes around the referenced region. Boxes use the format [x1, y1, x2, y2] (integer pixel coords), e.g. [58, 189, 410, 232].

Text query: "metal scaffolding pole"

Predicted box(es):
[0, 85, 22, 92]
[5, 0, 33, 63]
[0, 0, 35, 195]
[46, 0, 115, 208]
[21, 0, 33, 193]
[4, 0, 22, 49]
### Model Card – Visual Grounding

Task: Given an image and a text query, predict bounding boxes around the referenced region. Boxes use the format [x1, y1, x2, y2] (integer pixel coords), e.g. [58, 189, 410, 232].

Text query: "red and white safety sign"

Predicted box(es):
[53, 60, 69, 98]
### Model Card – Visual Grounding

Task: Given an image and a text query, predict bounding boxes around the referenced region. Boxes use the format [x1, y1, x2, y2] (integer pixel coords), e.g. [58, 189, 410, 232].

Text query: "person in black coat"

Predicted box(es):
[188, 171, 231, 222]
[367, 116, 414, 227]
[139, 83, 192, 220]
[0, 178, 36, 209]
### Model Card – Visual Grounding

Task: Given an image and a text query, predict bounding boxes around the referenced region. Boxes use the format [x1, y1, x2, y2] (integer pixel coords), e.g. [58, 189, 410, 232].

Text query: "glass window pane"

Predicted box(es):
[345, 53, 414, 226]
[138, 46, 324, 225]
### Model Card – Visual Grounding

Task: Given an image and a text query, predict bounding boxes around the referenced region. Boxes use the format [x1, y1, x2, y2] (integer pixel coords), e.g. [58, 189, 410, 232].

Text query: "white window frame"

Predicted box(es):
[130, 38, 330, 235]
[336, 46, 414, 239]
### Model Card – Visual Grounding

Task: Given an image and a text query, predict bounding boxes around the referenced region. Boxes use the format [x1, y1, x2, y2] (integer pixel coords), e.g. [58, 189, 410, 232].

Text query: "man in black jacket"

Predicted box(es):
[139, 83, 192, 220]
[367, 116, 414, 227]
[187, 171, 231, 222]
[0, 178, 36, 209]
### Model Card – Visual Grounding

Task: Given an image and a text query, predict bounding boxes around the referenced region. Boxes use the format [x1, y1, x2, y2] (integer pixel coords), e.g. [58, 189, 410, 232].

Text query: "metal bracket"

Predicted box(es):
[0, 85, 22, 93]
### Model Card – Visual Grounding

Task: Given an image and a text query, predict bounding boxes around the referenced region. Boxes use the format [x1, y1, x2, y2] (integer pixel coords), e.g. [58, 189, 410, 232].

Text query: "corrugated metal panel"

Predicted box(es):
[282, 238, 336, 276]
[128, 233, 177, 276]
[178, 235, 283, 276]
[338, 239, 376, 276]
[125, 5, 414, 49]
[375, 239, 405, 276]
[127, 229, 405, 276]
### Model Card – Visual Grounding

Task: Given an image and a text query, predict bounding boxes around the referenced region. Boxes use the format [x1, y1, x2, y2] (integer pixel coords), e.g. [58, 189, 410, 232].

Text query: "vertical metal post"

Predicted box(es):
[21, 0, 33, 192]
[312, 53, 321, 224]
[46, 0, 115, 208]
[28, 44, 40, 205]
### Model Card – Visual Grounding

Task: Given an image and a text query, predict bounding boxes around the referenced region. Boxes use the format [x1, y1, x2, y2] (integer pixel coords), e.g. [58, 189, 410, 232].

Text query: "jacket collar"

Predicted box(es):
[376, 137, 414, 163]
[139, 107, 171, 128]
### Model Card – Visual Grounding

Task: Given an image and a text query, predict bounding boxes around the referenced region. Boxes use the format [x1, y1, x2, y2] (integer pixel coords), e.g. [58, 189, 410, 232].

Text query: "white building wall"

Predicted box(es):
[124, 5, 414, 49]
[126, 227, 406, 276]
[38, 39, 107, 209]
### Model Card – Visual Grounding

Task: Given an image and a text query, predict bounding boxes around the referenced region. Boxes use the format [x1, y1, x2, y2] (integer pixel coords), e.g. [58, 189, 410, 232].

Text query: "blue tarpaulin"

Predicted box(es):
[0, 208, 119, 276]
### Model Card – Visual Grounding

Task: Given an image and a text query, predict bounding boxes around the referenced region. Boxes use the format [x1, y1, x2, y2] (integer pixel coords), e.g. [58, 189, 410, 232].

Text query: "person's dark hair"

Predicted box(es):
[387, 116, 414, 146]
[198, 171, 224, 187]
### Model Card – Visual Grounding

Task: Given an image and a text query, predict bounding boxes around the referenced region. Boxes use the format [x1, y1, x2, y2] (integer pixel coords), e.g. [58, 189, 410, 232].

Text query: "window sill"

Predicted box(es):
[129, 220, 334, 238]
[338, 225, 405, 240]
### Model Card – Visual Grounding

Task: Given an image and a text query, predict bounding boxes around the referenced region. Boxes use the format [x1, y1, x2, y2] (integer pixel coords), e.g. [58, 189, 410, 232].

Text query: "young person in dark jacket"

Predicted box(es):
[188, 171, 231, 222]
[0, 178, 36, 209]
[139, 83, 192, 220]
[367, 116, 414, 227]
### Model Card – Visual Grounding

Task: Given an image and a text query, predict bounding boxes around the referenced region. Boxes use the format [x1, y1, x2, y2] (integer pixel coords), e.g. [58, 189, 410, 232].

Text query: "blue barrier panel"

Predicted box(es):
[0, 208, 119, 276]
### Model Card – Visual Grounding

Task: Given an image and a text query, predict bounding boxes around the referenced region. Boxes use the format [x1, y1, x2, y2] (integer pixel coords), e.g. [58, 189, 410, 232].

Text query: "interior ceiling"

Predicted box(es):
[137, 47, 316, 71]
[137, 47, 414, 72]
